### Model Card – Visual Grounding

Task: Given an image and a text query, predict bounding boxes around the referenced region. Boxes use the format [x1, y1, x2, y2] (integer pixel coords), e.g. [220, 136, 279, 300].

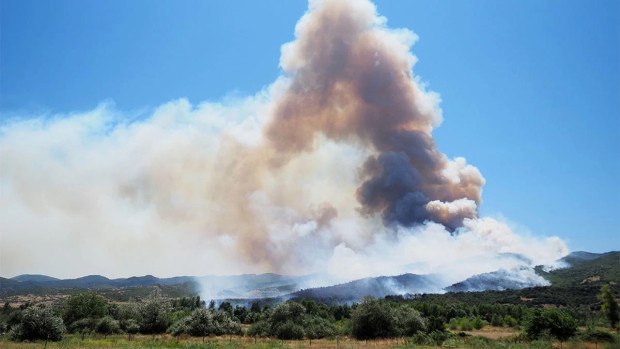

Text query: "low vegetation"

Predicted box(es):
[0, 284, 618, 348]
[1, 253, 618, 347]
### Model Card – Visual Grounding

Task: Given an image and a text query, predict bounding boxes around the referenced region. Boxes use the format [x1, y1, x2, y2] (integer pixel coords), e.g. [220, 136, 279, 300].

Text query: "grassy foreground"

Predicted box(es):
[1, 333, 619, 349]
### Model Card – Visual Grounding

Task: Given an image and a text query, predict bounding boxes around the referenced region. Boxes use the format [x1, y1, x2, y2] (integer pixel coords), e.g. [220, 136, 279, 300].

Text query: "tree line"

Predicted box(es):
[0, 285, 618, 345]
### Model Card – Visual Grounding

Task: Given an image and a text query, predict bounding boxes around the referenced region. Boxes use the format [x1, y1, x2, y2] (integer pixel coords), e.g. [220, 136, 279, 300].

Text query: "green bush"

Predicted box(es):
[407, 332, 434, 345]
[459, 317, 473, 331]
[274, 320, 304, 340]
[580, 328, 616, 343]
[95, 316, 121, 337]
[429, 330, 448, 345]
[247, 320, 270, 337]
[9, 305, 65, 342]
[472, 317, 485, 330]
[305, 315, 336, 340]
[491, 314, 504, 327]
[504, 315, 518, 328]
[68, 317, 96, 338]
[167, 316, 191, 337]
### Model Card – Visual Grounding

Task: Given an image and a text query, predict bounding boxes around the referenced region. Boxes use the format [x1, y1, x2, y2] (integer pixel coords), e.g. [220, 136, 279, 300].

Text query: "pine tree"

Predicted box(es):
[599, 285, 619, 328]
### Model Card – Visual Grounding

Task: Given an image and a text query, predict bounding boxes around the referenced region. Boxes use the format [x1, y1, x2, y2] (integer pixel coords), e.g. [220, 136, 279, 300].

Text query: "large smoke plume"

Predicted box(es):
[268, 0, 483, 229]
[0, 0, 567, 284]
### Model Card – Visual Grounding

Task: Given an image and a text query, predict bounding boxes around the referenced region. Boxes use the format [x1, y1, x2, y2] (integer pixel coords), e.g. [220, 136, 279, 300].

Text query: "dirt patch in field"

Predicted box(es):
[458, 325, 519, 340]
[581, 276, 601, 284]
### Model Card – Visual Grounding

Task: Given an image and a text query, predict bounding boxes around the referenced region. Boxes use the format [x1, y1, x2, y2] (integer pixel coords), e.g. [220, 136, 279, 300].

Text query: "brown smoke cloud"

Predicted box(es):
[206, 0, 488, 267]
[265, 0, 484, 229]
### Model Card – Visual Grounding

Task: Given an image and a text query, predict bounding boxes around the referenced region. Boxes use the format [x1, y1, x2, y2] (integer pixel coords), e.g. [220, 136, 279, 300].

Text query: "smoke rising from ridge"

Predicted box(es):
[0, 0, 567, 284]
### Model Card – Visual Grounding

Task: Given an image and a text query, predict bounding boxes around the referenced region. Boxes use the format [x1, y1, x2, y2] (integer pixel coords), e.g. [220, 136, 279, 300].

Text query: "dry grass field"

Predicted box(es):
[1, 331, 618, 349]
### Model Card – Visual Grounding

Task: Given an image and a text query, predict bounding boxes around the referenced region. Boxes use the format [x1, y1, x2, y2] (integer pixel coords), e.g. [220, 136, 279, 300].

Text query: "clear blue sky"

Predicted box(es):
[2, 0, 618, 253]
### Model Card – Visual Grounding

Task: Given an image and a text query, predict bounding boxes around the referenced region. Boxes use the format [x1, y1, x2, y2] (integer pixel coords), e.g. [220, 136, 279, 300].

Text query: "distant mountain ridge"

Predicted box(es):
[445, 266, 549, 293]
[10, 274, 60, 282]
[0, 274, 194, 291]
[289, 273, 444, 305]
[2, 250, 618, 304]
[0, 272, 310, 299]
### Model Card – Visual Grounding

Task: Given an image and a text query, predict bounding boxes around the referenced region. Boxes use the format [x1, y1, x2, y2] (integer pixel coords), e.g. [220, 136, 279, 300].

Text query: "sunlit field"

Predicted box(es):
[2, 330, 618, 349]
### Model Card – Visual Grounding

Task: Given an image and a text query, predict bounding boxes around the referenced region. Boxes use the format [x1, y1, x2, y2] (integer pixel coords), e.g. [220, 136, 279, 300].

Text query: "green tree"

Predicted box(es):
[305, 315, 336, 345]
[211, 309, 241, 336]
[95, 316, 120, 338]
[218, 302, 233, 316]
[117, 303, 140, 332]
[167, 316, 192, 337]
[247, 320, 270, 338]
[69, 317, 96, 340]
[599, 285, 619, 328]
[167, 308, 241, 341]
[395, 306, 427, 336]
[524, 308, 577, 341]
[63, 292, 107, 327]
[269, 301, 306, 340]
[124, 319, 140, 341]
[10, 305, 66, 343]
[250, 302, 261, 313]
[138, 289, 172, 335]
[351, 296, 396, 339]
[188, 308, 213, 342]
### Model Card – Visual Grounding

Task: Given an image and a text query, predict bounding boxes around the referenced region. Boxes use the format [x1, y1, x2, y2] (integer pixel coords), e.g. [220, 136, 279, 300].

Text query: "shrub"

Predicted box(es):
[10, 305, 65, 342]
[69, 317, 96, 339]
[504, 315, 518, 328]
[247, 320, 270, 337]
[124, 319, 140, 341]
[491, 314, 504, 327]
[305, 315, 336, 341]
[95, 316, 120, 338]
[458, 317, 473, 331]
[407, 332, 434, 345]
[429, 330, 448, 345]
[472, 317, 485, 330]
[167, 316, 191, 337]
[274, 320, 304, 340]
[580, 328, 616, 343]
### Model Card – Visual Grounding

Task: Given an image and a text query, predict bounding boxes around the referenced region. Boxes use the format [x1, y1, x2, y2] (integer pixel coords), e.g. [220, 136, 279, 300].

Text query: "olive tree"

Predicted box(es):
[95, 316, 120, 338]
[270, 301, 306, 340]
[124, 319, 140, 341]
[63, 292, 107, 327]
[138, 289, 172, 336]
[351, 296, 396, 339]
[305, 315, 336, 345]
[395, 306, 427, 337]
[10, 305, 66, 343]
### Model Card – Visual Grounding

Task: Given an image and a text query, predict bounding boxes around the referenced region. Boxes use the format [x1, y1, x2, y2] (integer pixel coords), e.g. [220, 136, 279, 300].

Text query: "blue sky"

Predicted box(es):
[1, 0, 618, 255]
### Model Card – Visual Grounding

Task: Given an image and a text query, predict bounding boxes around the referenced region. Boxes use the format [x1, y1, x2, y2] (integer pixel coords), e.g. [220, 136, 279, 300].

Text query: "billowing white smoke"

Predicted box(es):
[0, 0, 567, 290]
